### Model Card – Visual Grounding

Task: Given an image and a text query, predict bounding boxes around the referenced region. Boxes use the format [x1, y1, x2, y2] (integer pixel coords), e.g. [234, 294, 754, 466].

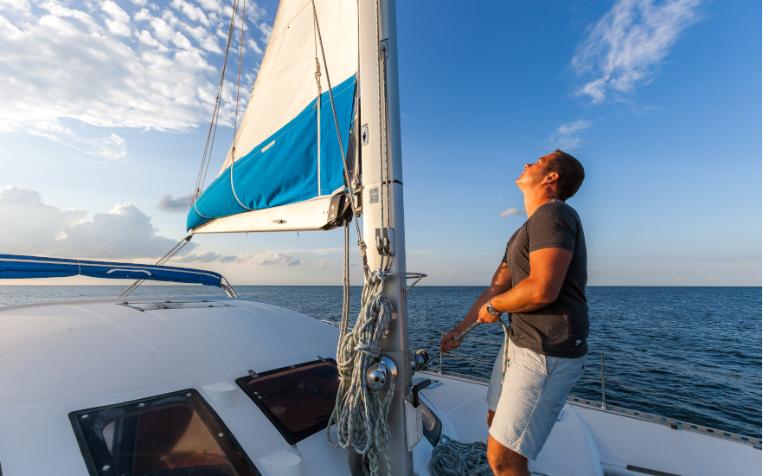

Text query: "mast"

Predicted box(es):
[358, 0, 412, 474]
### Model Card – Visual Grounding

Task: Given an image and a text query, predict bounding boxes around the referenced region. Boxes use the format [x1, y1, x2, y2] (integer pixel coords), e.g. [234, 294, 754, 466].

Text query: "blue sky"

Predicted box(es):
[0, 0, 759, 286]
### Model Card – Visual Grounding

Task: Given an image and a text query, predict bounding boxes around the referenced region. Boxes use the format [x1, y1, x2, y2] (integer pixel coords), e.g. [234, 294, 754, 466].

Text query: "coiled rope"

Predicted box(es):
[328, 272, 395, 476]
[430, 436, 491, 476]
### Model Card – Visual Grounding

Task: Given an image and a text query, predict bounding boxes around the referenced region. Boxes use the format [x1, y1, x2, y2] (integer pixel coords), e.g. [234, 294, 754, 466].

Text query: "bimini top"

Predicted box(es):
[0, 253, 230, 290]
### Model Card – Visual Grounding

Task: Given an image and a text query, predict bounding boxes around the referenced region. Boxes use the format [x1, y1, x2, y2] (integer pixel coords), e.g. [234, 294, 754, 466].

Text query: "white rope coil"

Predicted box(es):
[329, 272, 395, 476]
[430, 436, 491, 476]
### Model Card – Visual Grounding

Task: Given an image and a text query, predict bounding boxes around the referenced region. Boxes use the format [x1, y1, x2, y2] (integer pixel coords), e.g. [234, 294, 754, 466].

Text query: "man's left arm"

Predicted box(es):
[478, 247, 572, 321]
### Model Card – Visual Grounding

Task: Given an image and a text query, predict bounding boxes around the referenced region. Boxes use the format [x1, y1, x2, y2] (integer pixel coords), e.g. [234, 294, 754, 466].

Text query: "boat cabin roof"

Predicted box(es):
[0, 298, 345, 475]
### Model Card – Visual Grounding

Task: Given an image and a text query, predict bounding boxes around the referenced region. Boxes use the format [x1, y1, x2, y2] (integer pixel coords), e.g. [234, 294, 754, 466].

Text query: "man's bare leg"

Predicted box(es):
[487, 434, 529, 476]
[487, 410, 495, 427]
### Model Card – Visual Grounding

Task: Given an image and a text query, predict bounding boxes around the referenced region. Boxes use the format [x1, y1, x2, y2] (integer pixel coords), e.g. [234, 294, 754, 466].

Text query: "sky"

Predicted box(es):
[0, 0, 760, 286]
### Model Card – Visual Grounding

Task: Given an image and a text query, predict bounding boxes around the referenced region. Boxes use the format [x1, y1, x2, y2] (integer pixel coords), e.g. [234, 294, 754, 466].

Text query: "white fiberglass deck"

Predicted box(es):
[0, 298, 759, 475]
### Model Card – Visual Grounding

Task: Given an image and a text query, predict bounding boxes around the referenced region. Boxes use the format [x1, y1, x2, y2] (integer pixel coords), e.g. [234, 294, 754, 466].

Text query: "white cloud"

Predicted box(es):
[101, 0, 131, 37]
[0, 1, 266, 161]
[572, 0, 702, 103]
[0, 186, 190, 259]
[197, 0, 224, 13]
[0, 0, 30, 14]
[137, 29, 167, 51]
[499, 207, 521, 218]
[134, 8, 151, 22]
[176, 251, 240, 263]
[171, 0, 210, 27]
[172, 30, 194, 50]
[548, 120, 592, 150]
[158, 193, 193, 212]
[260, 252, 302, 267]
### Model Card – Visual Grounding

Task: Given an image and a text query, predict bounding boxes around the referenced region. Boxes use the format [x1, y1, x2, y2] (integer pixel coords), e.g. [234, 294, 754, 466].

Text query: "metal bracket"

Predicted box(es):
[375, 228, 393, 256]
[403, 272, 427, 293]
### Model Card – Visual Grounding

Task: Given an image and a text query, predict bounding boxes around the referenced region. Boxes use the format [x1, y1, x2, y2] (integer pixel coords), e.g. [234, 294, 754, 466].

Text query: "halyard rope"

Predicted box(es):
[328, 271, 395, 476]
[429, 318, 510, 476]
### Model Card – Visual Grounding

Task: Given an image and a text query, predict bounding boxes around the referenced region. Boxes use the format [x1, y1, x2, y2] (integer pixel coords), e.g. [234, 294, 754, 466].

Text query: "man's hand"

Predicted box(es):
[439, 329, 463, 353]
[477, 302, 501, 324]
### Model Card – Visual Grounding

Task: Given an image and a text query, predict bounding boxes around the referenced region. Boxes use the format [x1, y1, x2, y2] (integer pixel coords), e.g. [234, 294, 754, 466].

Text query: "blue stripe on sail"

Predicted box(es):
[187, 75, 357, 231]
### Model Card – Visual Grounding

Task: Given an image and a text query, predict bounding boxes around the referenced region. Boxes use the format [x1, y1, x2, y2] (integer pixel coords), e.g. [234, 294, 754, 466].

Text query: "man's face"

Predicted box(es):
[515, 153, 554, 189]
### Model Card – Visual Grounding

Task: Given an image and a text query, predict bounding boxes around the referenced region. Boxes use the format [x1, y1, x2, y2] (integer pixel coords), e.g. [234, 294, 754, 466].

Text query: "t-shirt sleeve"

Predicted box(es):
[527, 203, 578, 252]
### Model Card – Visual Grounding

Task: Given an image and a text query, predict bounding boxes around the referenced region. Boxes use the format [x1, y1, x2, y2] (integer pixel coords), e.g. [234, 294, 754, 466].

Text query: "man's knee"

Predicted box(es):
[487, 410, 495, 427]
[487, 435, 528, 476]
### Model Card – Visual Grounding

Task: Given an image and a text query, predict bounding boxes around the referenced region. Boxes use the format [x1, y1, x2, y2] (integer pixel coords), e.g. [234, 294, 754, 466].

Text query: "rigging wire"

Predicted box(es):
[122, 0, 246, 298]
[310, 0, 367, 270]
[313, 12, 323, 197]
[192, 0, 242, 220]
[229, 0, 256, 212]
[119, 234, 194, 298]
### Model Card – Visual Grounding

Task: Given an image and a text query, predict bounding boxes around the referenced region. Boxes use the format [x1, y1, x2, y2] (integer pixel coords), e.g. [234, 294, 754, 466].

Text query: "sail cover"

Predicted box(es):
[188, 0, 358, 233]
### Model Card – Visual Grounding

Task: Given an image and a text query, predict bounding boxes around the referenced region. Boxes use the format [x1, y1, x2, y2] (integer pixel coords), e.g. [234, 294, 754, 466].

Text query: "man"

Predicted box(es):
[440, 150, 588, 476]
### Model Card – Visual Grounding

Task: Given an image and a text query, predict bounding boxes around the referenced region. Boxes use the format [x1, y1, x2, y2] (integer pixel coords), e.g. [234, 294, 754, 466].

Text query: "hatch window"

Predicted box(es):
[70, 389, 259, 476]
[421, 402, 442, 446]
[236, 359, 339, 445]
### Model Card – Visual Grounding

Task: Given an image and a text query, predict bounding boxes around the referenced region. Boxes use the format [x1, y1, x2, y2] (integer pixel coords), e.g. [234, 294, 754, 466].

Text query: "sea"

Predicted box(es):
[1, 285, 760, 439]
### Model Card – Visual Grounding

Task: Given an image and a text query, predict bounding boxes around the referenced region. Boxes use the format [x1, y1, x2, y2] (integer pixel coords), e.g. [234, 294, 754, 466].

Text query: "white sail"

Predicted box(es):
[189, 0, 358, 234]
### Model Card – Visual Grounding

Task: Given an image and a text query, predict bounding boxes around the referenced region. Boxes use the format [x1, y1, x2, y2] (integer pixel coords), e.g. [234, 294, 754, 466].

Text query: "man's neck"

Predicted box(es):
[523, 192, 559, 217]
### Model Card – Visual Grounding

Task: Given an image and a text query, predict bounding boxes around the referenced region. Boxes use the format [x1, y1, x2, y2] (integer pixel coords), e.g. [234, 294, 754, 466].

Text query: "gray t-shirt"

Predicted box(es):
[502, 200, 588, 357]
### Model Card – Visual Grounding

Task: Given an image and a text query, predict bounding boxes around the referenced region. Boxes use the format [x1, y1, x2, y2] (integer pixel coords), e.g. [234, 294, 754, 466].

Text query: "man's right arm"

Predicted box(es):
[440, 261, 512, 352]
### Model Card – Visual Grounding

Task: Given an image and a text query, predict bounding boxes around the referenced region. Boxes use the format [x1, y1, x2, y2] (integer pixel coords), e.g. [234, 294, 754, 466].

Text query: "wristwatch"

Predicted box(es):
[486, 301, 501, 317]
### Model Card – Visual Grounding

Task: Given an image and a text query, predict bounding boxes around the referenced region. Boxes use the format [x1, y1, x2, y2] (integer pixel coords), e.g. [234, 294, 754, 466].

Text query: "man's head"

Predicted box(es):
[515, 150, 585, 201]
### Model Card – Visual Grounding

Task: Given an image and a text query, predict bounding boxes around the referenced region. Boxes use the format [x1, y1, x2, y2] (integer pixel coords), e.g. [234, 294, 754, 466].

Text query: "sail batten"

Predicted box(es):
[188, 0, 358, 233]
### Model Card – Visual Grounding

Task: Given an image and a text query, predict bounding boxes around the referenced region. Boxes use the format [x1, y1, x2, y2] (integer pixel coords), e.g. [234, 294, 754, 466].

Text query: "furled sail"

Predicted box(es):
[188, 0, 358, 234]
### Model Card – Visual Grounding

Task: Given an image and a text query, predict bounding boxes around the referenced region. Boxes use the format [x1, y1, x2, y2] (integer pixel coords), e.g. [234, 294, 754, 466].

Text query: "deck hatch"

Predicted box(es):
[119, 300, 230, 311]
[69, 389, 260, 476]
[236, 359, 339, 445]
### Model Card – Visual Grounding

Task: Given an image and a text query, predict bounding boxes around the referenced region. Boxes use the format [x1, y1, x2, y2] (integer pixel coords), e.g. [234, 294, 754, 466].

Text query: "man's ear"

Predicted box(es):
[542, 172, 559, 185]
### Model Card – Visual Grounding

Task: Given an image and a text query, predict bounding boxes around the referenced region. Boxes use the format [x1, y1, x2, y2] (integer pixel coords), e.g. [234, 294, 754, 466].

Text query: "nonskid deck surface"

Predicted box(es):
[0, 298, 759, 476]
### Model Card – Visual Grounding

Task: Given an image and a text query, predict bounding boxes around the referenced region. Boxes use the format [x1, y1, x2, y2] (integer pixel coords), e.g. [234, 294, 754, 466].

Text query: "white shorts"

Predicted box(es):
[486, 339, 585, 460]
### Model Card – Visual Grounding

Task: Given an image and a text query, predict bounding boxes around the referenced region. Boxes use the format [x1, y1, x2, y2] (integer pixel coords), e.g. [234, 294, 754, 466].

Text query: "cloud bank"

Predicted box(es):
[176, 251, 240, 263]
[0, 186, 191, 259]
[260, 252, 302, 267]
[572, 0, 702, 103]
[158, 193, 194, 212]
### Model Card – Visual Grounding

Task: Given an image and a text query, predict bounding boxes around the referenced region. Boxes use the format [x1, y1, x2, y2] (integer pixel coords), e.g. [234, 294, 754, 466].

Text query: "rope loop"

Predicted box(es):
[327, 258, 395, 475]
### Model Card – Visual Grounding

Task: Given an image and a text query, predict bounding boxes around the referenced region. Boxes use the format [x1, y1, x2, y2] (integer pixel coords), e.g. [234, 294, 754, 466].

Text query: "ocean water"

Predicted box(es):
[0, 285, 760, 439]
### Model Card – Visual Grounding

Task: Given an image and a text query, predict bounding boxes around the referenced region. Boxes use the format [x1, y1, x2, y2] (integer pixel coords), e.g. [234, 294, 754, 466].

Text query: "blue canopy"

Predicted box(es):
[0, 254, 226, 288]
